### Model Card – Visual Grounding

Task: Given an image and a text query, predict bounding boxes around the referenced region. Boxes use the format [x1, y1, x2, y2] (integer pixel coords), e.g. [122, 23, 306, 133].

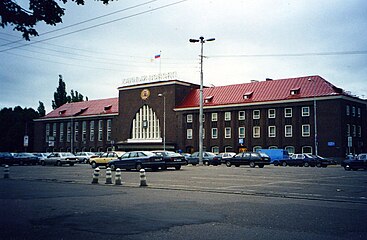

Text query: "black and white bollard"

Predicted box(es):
[115, 168, 122, 185]
[139, 169, 148, 187]
[105, 167, 112, 184]
[91, 167, 100, 184]
[4, 165, 9, 179]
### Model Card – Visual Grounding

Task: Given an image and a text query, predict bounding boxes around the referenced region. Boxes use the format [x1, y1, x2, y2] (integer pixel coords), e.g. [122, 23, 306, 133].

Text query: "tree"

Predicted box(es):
[52, 75, 68, 109]
[37, 101, 46, 117]
[0, 0, 113, 40]
[68, 89, 85, 103]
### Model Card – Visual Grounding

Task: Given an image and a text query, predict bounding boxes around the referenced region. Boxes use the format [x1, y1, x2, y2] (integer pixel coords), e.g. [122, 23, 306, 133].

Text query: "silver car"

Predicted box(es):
[40, 152, 77, 166]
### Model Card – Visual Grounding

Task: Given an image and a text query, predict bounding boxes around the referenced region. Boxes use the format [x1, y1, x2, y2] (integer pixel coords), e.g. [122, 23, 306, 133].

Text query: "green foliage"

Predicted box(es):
[37, 101, 46, 117]
[0, 0, 113, 40]
[52, 75, 68, 110]
[0, 106, 39, 152]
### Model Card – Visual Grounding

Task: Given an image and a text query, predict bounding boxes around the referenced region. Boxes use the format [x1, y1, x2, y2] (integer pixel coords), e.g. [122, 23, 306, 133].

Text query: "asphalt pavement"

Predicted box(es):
[0, 164, 366, 240]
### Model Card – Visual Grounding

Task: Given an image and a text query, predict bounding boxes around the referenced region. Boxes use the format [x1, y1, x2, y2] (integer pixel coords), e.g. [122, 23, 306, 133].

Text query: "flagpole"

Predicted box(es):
[159, 50, 162, 79]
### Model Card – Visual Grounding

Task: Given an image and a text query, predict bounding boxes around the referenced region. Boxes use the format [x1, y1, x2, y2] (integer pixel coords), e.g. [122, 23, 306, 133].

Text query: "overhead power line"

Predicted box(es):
[0, 0, 188, 53]
[209, 50, 367, 58]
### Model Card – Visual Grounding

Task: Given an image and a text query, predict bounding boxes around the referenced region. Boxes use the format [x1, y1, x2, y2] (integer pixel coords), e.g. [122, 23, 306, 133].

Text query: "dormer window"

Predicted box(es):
[243, 92, 253, 99]
[59, 110, 66, 115]
[104, 105, 112, 111]
[290, 88, 300, 95]
[204, 96, 214, 103]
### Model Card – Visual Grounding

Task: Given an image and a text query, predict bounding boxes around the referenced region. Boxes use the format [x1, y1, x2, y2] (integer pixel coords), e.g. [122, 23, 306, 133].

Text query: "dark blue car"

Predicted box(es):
[107, 151, 165, 171]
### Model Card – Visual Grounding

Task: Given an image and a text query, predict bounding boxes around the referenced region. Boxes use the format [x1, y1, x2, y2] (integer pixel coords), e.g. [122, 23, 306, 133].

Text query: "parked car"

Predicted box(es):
[90, 151, 125, 168]
[185, 152, 221, 166]
[217, 152, 236, 163]
[107, 151, 165, 171]
[310, 155, 335, 168]
[40, 152, 77, 166]
[341, 153, 367, 171]
[281, 154, 307, 167]
[33, 153, 51, 161]
[0, 152, 14, 166]
[152, 151, 187, 170]
[225, 152, 270, 168]
[74, 152, 98, 164]
[13, 153, 39, 165]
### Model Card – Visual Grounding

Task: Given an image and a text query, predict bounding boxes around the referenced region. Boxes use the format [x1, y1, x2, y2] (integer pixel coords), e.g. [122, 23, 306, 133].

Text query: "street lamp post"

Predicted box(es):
[308, 78, 318, 156]
[189, 36, 215, 165]
[158, 93, 166, 151]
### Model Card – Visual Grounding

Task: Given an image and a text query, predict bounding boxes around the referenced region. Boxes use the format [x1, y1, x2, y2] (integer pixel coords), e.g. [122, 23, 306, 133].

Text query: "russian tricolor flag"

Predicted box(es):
[155, 54, 161, 59]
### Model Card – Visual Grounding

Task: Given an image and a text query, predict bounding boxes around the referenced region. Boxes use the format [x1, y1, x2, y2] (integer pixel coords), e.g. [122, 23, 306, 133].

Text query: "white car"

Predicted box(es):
[74, 152, 97, 164]
[40, 152, 77, 166]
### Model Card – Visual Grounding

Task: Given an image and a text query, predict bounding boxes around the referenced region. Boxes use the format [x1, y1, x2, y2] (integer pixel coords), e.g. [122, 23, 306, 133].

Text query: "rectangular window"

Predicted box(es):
[74, 122, 79, 142]
[187, 114, 193, 123]
[90, 121, 94, 141]
[285, 125, 292, 137]
[53, 123, 57, 137]
[211, 113, 218, 121]
[225, 127, 231, 138]
[238, 127, 245, 138]
[238, 111, 245, 120]
[59, 123, 64, 142]
[358, 126, 362, 137]
[253, 110, 260, 119]
[302, 107, 310, 117]
[187, 129, 192, 139]
[346, 105, 350, 116]
[67, 122, 71, 142]
[347, 124, 350, 137]
[358, 108, 361, 117]
[285, 108, 292, 118]
[98, 120, 103, 141]
[82, 121, 87, 142]
[268, 126, 276, 138]
[352, 125, 356, 137]
[225, 112, 231, 121]
[107, 119, 112, 141]
[253, 126, 260, 138]
[352, 107, 356, 117]
[302, 124, 310, 137]
[45, 123, 50, 142]
[211, 128, 218, 139]
[268, 109, 276, 118]
[203, 128, 205, 139]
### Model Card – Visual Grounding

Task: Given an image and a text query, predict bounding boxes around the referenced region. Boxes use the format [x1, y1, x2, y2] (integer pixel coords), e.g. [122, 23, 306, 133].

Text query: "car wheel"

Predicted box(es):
[235, 164, 240, 167]
[19, 160, 24, 166]
[91, 162, 97, 168]
[175, 166, 181, 170]
[41, 161, 46, 166]
[258, 164, 264, 168]
[110, 164, 116, 171]
[316, 163, 322, 168]
[56, 161, 62, 166]
[304, 162, 309, 167]
[225, 161, 232, 167]
[203, 161, 209, 166]
[273, 161, 279, 166]
[69, 163, 74, 166]
[281, 161, 287, 167]
[161, 166, 167, 170]
[249, 161, 256, 168]
[344, 165, 351, 171]
[136, 163, 142, 171]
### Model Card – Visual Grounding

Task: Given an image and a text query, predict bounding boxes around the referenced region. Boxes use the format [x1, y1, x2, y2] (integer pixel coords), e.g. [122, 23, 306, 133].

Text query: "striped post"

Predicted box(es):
[139, 169, 148, 187]
[105, 167, 112, 184]
[4, 165, 9, 179]
[115, 168, 122, 185]
[91, 167, 100, 184]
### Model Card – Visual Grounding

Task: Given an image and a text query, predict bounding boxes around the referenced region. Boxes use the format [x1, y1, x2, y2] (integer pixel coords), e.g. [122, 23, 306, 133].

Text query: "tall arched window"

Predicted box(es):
[130, 105, 161, 142]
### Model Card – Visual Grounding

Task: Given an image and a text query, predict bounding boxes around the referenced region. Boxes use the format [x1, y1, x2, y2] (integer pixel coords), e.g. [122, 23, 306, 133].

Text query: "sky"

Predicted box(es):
[1, 0, 366, 113]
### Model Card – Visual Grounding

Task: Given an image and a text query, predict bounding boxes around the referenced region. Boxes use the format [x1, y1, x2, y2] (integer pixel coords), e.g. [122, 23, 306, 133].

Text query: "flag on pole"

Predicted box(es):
[154, 54, 161, 59]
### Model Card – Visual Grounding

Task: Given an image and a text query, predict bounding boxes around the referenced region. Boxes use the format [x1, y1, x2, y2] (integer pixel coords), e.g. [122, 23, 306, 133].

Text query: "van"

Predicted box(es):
[256, 149, 290, 166]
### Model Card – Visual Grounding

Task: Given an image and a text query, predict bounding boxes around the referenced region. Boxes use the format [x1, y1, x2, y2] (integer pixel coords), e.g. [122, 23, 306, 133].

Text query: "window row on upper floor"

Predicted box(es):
[186, 106, 312, 123]
[45, 119, 112, 144]
[346, 105, 362, 117]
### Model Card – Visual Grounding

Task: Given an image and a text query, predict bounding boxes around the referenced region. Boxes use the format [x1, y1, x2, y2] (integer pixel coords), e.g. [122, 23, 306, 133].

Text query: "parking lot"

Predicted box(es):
[1, 163, 367, 240]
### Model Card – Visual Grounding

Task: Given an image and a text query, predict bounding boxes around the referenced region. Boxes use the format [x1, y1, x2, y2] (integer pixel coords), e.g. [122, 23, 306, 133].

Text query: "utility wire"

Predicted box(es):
[0, 0, 160, 48]
[0, 0, 188, 53]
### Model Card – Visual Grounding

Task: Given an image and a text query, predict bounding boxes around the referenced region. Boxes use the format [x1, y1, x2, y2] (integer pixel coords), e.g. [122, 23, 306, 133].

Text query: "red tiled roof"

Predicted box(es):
[43, 98, 118, 119]
[175, 75, 345, 109]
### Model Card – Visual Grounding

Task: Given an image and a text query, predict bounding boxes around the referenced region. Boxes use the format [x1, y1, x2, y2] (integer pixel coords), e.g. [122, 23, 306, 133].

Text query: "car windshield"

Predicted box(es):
[205, 152, 216, 157]
[62, 153, 74, 157]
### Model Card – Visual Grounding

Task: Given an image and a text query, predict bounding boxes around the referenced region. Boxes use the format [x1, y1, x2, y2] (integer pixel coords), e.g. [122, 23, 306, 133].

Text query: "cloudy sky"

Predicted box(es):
[1, 0, 366, 113]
